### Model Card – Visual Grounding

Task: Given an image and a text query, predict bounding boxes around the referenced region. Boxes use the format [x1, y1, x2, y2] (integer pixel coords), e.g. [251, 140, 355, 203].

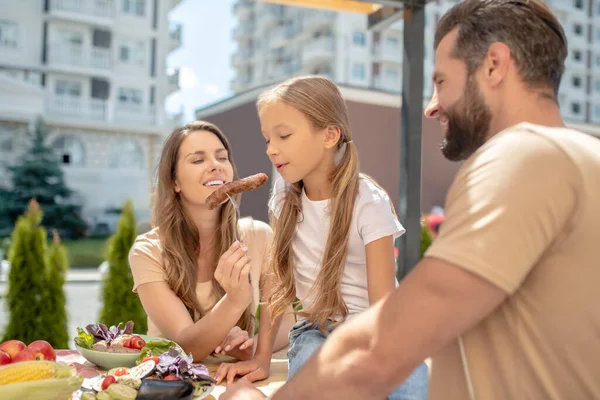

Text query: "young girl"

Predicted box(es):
[129, 121, 294, 362]
[215, 77, 428, 399]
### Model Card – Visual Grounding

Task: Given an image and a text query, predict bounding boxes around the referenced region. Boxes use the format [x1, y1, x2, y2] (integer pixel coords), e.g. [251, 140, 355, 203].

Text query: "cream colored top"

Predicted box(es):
[426, 123, 600, 400]
[128, 217, 272, 337]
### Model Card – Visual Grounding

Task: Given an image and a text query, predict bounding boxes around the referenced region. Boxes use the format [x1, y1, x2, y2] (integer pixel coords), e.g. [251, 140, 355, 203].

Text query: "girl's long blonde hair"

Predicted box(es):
[152, 121, 253, 332]
[258, 76, 360, 331]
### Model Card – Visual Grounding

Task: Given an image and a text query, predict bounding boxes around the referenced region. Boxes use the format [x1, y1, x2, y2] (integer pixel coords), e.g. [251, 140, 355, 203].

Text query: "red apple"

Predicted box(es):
[12, 348, 38, 362]
[0, 349, 11, 365]
[27, 340, 56, 361]
[0, 340, 26, 359]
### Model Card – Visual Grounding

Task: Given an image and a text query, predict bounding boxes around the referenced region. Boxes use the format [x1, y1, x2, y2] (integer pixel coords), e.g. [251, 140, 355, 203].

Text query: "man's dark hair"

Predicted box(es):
[434, 0, 568, 98]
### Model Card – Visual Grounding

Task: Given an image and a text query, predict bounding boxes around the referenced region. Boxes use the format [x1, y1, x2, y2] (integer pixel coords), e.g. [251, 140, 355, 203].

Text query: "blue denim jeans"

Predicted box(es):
[287, 320, 429, 400]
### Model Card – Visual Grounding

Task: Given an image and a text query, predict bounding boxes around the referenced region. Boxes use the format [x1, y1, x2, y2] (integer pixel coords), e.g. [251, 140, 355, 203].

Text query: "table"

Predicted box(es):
[57, 347, 290, 399]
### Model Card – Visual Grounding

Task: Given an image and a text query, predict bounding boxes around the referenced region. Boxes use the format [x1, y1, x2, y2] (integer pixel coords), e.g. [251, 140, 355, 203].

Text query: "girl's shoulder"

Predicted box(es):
[357, 174, 393, 205]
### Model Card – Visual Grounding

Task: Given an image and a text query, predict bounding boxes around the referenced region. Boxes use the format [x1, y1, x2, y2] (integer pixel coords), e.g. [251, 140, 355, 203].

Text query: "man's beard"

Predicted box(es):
[440, 75, 492, 162]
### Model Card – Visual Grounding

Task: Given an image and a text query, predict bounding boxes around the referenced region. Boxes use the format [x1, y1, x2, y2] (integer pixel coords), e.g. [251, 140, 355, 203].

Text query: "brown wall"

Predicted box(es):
[199, 99, 462, 222]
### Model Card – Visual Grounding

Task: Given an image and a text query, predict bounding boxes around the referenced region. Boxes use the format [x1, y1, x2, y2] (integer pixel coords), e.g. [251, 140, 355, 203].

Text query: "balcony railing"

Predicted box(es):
[50, 0, 115, 19]
[48, 44, 112, 70]
[114, 105, 156, 124]
[46, 97, 107, 120]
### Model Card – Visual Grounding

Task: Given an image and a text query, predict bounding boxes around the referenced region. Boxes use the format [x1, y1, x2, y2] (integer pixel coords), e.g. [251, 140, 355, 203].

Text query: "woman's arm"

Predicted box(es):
[365, 235, 398, 304]
[137, 281, 248, 361]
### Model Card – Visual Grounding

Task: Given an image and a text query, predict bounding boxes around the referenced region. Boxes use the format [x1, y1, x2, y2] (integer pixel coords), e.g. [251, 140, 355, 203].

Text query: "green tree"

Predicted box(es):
[0, 117, 86, 237]
[41, 231, 70, 349]
[98, 200, 147, 333]
[2, 200, 48, 343]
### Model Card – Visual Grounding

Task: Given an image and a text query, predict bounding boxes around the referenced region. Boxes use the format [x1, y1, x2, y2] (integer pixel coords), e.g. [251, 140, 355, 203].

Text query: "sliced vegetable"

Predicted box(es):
[107, 382, 138, 400]
[101, 375, 116, 391]
[117, 375, 142, 390]
[163, 375, 179, 381]
[81, 392, 97, 400]
[142, 356, 159, 364]
[113, 368, 129, 377]
[96, 391, 110, 400]
[129, 336, 146, 350]
[128, 360, 156, 380]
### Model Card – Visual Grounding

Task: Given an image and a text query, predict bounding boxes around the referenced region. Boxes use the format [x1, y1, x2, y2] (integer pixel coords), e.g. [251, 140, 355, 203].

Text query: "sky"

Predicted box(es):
[165, 0, 237, 123]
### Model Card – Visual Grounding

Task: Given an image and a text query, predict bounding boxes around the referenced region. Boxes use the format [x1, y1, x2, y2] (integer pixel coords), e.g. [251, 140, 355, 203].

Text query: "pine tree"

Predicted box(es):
[99, 200, 147, 333]
[41, 231, 70, 349]
[2, 200, 48, 343]
[0, 117, 86, 237]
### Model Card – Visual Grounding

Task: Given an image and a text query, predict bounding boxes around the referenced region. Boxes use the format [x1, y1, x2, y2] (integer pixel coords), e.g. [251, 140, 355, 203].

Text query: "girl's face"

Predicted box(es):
[260, 101, 333, 185]
[174, 129, 234, 207]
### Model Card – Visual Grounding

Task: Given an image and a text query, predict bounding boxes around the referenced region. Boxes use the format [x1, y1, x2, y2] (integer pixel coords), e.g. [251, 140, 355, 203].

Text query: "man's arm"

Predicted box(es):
[272, 256, 507, 399]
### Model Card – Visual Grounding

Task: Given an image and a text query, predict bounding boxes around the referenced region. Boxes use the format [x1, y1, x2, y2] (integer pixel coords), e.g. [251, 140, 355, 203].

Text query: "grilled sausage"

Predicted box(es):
[206, 173, 268, 210]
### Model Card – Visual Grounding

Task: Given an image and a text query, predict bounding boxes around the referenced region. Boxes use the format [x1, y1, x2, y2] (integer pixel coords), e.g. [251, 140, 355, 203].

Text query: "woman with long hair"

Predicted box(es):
[129, 121, 293, 362]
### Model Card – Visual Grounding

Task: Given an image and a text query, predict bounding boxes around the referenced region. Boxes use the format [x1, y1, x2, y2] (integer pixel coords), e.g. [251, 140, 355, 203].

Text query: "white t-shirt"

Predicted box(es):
[269, 176, 405, 319]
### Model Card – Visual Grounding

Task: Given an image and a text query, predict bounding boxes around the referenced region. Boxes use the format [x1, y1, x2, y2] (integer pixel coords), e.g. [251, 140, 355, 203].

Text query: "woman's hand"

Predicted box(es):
[215, 358, 270, 385]
[215, 326, 255, 360]
[214, 241, 253, 310]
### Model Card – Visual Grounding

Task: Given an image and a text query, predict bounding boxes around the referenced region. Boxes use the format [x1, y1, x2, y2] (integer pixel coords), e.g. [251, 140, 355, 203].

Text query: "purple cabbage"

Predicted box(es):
[156, 347, 215, 383]
[85, 320, 135, 344]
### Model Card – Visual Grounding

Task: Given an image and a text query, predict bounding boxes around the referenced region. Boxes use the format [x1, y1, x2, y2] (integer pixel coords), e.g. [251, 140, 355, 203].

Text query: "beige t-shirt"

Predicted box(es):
[426, 122, 600, 400]
[128, 217, 272, 338]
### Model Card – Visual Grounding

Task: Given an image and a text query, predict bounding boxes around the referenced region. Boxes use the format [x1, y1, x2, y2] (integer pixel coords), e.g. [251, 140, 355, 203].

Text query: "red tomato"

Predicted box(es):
[143, 355, 159, 364]
[163, 375, 179, 381]
[122, 337, 133, 348]
[130, 336, 146, 350]
[114, 368, 128, 377]
[101, 375, 117, 390]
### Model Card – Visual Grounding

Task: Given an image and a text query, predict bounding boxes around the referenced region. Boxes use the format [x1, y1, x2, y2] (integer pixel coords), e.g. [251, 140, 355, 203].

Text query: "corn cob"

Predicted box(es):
[0, 361, 67, 385]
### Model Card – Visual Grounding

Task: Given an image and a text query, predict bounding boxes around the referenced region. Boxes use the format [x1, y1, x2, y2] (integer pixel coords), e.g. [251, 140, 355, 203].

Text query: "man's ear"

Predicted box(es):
[484, 42, 511, 88]
[324, 126, 341, 149]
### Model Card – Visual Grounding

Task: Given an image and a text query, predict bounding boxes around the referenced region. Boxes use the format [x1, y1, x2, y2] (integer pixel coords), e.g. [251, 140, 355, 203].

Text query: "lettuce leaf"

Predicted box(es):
[74, 327, 95, 349]
[136, 339, 183, 364]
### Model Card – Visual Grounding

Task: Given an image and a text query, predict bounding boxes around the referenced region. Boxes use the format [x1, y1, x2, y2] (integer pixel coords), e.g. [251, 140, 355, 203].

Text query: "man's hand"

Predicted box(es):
[215, 358, 270, 384]
[220, 379, 267, 400]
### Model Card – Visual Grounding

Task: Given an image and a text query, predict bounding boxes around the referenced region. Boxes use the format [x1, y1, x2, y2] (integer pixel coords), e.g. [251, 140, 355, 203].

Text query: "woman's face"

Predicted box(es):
[173, 129, 234, 207]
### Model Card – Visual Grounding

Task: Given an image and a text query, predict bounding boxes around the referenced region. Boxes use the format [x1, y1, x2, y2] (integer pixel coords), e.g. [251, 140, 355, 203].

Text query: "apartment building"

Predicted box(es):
[231, 0, 600, 125]
[0, 0, 183, 230]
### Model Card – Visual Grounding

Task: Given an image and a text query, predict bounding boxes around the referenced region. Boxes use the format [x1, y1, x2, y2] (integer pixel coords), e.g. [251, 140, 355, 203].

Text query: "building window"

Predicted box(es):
[573, 24, 583, 35]
[596, 55, 600, 66]
[571, 102, 581, 115]
[572, 76, 582, 88]
[574, 0, 583, 10]
[352, 63, 365, 79]
[352, 31, 365, 46]
[573, 50, 582, 61]
[118, 88, 143, 105]
[51, 135, 85, 166]
[385, 36, 399, 47]
[109, 139, 143, 169]
[122, 0, 145, 16]
[55, 80, 82, 97]
[119, 40, 145, 65]
[0, 20, 18, 48]
[595, 105, 600, 118]
[595, 80, 600, 93]
[385, 68, 398, 80]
